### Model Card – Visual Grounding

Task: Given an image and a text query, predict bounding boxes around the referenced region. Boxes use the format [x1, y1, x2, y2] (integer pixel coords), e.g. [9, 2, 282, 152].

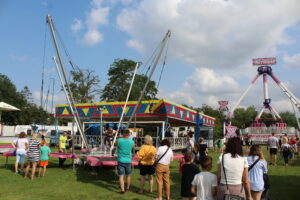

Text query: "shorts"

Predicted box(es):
[39, 160, 49, 167]
[117, 162, 132, 176]
[269, 148, 278, 155]
[16, 153, 26, 164]
[139, 164, 155, 176]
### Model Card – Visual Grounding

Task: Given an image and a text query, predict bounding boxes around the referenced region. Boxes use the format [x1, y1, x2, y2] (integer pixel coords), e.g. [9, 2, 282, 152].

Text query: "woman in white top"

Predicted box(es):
[155, 139, 173, 200]
[217, 137, 252, 200]
[12, 132, 29, 174]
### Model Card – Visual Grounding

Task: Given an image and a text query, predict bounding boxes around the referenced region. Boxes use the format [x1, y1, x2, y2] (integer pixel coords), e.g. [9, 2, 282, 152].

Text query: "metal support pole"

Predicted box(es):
[48, 14, 89, 151]
[270, 74, 300, 111]
[72, 119, 75, 172]
[110, 62, 140, 153]
[162, 121, 165, 140]
[263, 74, 269, 100]
[52, 56, 89, 150]
[256, 106, 265, 119]
[290, 98, 300, 130]
[227, 74, 260, 118]
[127, 30, 171, 127]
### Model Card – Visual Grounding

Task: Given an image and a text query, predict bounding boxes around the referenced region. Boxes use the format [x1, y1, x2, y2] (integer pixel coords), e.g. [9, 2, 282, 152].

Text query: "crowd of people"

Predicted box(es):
[12, 132, 51, 179]
[115, 130, 270, 200]
[10, 130, 300, 199]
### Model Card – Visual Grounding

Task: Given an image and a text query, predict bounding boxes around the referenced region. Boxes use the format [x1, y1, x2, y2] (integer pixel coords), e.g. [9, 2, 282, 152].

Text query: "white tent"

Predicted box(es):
[0, 102, 20, 122]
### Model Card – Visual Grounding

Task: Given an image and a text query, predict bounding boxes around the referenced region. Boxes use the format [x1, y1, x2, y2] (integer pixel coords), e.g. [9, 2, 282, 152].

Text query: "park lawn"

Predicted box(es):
[0, 147, 299, 200]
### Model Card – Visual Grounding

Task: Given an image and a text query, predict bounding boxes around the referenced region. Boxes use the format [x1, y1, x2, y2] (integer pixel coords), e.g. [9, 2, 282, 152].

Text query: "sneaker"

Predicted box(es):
[14, 171, 18, 174]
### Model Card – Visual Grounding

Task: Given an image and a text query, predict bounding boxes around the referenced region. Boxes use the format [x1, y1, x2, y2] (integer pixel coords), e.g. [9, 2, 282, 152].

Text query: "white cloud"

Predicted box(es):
[116, 0, 300, 113]
[159, 68, 240, 107]
[283, 52, 300, 68]
[117, 0, 300, 70]
[159, 67, 300, 112]
[73, 0, 109, 46]
[71, 18, 83, 33]
[82, 29, 103, 46]
[127, 39, 144, 52]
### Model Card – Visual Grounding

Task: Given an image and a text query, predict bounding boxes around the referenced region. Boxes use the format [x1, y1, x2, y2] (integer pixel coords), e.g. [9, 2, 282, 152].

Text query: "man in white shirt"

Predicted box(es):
[267, 132, 279, 165]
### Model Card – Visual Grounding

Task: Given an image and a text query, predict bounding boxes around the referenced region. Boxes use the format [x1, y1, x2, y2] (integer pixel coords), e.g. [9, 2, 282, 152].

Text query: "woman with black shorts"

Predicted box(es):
[136, 135, 157, 194]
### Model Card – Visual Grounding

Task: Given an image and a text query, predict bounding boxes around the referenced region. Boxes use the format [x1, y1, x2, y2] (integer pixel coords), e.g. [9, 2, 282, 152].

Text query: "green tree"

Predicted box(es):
[231, 106, 257, 128]
[20, 86, 33, 104]
[0, 74, 50, 125]
[278, 111, 299, 127]
[69, 69, 101, 103]
[101, 59, 158, 101]
[198, 104, 225, 137]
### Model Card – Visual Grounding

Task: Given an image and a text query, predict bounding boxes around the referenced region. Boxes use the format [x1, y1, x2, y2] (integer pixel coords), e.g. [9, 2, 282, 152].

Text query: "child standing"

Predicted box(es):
[191, 156, 217, 200]
[181, 152, 200, 200]
[38, 140, 51, 177]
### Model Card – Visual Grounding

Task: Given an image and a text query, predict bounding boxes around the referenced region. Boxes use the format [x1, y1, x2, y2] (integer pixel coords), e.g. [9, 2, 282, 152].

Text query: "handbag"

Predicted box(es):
[222, 154, 245, 200]
[13, 139, 18, 156]
[153, 147, 170, 168]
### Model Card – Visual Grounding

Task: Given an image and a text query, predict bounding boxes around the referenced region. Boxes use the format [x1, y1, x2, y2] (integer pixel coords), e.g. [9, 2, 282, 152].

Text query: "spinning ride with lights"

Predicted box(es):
[227, 58, 300, 134]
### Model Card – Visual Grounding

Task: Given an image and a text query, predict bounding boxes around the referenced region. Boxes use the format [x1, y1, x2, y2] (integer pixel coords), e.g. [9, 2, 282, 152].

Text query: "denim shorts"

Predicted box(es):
[117, 162, 132, 176]
[16, 153, 26, 164]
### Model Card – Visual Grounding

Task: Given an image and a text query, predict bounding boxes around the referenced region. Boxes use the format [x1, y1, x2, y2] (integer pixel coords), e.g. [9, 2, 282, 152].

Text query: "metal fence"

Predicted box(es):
[71, 135, 188, 150]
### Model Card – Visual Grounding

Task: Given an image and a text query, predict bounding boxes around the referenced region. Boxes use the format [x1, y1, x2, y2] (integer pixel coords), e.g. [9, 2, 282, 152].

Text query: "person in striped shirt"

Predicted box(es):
[24, 133, 40, 180]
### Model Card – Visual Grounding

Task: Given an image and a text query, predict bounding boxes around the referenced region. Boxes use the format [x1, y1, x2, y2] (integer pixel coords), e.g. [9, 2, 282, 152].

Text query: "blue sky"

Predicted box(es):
[1, 0, 300, 113]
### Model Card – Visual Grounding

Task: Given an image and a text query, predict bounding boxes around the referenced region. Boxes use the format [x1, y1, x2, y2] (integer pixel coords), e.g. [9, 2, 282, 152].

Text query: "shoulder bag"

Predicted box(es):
[248, 157, 260, 171]
[153, 147, 170, 168]
[222, 154, 245, 200]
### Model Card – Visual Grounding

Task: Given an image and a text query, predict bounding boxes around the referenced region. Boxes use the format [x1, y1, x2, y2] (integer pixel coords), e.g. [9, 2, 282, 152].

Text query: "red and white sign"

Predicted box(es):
[218, 101, 229, 111]
[226, 126, 237, 137]
[253, 58, 276, 65]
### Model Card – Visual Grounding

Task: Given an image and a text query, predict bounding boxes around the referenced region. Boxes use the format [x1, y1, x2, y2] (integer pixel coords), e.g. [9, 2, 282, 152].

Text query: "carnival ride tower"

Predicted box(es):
[227, 58, 300, 128]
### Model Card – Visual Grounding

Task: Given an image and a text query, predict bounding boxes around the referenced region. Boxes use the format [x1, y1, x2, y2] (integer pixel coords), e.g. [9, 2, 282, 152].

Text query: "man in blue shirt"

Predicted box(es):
[117, 129, 135, 194]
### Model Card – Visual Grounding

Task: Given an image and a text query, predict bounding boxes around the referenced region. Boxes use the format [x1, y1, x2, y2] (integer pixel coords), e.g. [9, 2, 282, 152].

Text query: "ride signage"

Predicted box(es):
[218, 101, 229, 111]
[253, 57, 276, 65]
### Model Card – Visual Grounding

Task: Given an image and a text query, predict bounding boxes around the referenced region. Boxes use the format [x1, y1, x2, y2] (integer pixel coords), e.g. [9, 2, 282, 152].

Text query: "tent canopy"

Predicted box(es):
[0, 102, 20, 111]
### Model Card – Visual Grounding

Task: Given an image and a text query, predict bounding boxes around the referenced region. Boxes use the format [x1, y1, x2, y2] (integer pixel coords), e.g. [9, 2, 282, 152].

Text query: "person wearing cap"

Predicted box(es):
[38, 140, 51, 178]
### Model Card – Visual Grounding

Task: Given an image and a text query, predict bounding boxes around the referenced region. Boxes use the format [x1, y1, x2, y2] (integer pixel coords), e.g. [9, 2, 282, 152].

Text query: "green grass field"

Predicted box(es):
[0, 147, 299, 200]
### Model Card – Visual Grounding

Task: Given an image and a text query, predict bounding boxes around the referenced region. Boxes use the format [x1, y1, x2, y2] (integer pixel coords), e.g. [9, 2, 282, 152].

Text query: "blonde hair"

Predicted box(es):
[249, 145, 265, 160]
[282, 137, 288, 144]
[144, 135, 153, 145]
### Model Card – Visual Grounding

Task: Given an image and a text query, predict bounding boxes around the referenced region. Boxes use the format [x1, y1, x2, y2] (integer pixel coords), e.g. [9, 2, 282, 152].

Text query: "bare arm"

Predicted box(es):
[205, 147, 209, 153]
[211, 186, 217, 197]
[191, 185, 196, 196]
[12, 141, 16, 149]
[242, 168, 252, 200]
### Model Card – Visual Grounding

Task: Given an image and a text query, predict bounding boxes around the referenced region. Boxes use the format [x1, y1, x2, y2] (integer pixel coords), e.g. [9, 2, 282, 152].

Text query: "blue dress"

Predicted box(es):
[247, 156, 268, 192]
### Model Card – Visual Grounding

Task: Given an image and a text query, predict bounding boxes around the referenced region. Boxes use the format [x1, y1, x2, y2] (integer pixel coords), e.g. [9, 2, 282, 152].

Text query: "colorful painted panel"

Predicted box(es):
[55, 99, 216, 127]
